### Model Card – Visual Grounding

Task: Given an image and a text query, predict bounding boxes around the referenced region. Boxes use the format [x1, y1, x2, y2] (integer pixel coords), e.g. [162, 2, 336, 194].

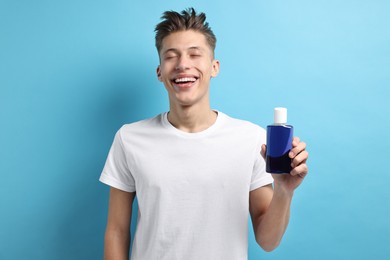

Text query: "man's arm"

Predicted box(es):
[249, 184, 292, 252]
[104, 187, 135, 260]
[250, 137, 308, 252]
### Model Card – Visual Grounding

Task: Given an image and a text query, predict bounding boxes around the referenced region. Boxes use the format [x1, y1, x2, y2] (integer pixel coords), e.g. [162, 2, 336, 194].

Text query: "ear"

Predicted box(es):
[157, 65, 162, 81]
[211, 59, 220, 78]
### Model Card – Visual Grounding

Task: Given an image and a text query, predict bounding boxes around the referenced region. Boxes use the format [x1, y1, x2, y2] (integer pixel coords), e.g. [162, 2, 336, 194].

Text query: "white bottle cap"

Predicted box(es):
[274, 107, 287, 124]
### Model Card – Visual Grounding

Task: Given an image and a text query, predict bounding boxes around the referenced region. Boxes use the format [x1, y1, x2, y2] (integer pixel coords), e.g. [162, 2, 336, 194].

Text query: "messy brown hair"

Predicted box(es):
[155, 7, 217, 56]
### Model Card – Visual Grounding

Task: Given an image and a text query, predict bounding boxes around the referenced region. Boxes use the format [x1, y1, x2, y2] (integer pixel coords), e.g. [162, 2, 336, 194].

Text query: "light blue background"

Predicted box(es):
[1, 0, 389, 259]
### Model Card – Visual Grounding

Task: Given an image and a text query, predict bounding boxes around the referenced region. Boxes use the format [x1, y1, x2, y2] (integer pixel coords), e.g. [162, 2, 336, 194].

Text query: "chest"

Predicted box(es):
[128, 135, 257, 194]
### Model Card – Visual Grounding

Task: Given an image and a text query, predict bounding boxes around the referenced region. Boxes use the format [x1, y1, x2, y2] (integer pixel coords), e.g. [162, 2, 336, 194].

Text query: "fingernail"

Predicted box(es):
[289, 152, 294, 157]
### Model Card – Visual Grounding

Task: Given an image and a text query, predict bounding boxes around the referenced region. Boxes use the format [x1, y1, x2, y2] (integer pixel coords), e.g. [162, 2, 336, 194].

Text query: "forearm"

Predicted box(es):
[255, 185, 293, 251]
[104, 227, 130, 260]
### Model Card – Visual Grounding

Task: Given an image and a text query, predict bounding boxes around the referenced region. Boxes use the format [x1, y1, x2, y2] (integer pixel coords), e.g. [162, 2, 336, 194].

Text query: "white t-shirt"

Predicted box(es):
[100, 111, 273, 260]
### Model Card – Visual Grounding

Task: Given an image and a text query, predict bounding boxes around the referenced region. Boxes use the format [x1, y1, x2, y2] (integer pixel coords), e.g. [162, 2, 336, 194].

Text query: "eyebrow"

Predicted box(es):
[188, 46, 203, 51]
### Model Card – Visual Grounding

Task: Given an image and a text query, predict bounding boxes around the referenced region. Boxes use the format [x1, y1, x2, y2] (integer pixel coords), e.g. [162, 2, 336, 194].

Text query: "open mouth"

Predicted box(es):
[171, 76, 199, 88]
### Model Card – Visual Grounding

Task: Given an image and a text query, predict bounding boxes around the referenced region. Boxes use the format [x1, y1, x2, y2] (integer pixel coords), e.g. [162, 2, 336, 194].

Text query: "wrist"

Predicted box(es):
[273, 182, 294, 199]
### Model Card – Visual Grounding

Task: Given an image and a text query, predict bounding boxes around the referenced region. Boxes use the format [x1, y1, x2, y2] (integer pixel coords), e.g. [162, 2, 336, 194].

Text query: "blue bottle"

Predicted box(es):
[266, 107, 293, 174]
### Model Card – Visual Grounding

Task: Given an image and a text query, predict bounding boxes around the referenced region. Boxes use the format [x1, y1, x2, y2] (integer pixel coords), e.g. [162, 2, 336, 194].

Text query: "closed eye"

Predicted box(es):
[189, 52, 203, 59]
[164, 55, 177, 60]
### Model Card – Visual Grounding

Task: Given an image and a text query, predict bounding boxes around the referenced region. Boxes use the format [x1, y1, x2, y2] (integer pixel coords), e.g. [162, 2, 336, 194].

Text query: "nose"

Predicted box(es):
[175, 55, 191, 71]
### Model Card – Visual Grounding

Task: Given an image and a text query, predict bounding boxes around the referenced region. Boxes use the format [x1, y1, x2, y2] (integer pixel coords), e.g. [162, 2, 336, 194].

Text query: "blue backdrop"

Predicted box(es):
[1, 1, 389, 259]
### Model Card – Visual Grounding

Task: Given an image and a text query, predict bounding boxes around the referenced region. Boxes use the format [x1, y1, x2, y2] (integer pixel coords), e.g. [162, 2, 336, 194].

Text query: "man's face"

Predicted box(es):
[157, 30, 220, 108]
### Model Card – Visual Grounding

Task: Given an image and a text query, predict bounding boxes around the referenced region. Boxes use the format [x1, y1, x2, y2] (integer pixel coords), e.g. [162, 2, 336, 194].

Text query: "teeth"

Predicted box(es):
[174, 77, 196, 83]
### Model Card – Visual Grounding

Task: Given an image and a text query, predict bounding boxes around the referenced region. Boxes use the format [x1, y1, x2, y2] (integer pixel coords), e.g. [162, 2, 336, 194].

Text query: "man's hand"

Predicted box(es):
[261, 136, 309, 193]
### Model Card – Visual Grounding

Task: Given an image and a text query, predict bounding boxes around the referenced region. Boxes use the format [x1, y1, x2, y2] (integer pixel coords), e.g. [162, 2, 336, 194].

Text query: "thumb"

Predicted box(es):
[261, 144, 267, 159]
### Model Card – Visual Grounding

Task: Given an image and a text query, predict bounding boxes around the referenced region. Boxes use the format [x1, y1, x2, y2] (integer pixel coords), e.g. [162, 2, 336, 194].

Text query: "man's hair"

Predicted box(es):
[155, 7, 217, 56]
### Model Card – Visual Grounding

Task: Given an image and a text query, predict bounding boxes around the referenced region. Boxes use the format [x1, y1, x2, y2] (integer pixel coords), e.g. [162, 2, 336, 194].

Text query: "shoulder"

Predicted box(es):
[119, 113, 164, 133]
[114, 113, 165, 142]
[218, 111, 265, 136]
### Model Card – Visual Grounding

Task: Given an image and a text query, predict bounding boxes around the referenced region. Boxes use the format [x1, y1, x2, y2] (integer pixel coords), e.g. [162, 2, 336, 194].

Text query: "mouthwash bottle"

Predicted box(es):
[266, 107, 293, 174]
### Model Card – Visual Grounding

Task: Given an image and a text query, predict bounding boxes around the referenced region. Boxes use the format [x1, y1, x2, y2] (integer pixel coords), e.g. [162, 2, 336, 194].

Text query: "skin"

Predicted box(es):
[103, 30, 309, 259]
[156, 30, 220, 133]
[104, 188, 135, 260]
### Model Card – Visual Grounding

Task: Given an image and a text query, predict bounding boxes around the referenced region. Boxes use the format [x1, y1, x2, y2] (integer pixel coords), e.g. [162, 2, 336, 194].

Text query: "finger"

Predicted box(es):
[292, 136, 300, 147]
[289, 141, 306, 158]
[290, 163, 308, 178]
[291, 150, 309, 168]
[261, 144, 267, 159]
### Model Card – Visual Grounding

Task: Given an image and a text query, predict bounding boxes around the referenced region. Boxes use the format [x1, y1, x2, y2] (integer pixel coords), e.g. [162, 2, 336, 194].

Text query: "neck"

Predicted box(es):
[167, 104, 217, 133]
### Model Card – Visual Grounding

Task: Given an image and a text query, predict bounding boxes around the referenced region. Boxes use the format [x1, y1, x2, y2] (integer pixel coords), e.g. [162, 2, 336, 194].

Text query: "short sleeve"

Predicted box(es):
[99, 129, 136, 192]
[250, 129, 273, 191]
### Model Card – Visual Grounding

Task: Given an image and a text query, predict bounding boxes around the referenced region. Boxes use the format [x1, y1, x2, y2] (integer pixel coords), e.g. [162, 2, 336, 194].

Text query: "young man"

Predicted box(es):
[100, 8, 309, 260]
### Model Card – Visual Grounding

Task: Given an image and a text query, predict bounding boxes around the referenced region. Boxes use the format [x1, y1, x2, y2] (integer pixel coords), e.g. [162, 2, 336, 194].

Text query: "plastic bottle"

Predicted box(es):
[266, 107, 293, 174]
